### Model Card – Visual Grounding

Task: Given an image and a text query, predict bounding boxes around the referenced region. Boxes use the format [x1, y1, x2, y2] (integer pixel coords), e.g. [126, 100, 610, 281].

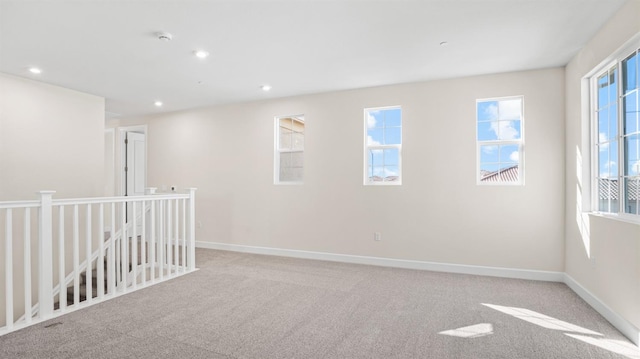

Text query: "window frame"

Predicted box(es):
[274, 115, 305, 185]
[363, 105, 402, 186]
[589, 38, 640, 220]
[476, 96, 525, 186]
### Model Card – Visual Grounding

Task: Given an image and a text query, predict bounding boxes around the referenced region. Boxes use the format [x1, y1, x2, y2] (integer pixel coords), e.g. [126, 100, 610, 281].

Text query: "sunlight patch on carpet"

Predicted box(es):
[566, 334, 640, 359]
[439, 323, 494, 338]
[482, 303, 602, 336]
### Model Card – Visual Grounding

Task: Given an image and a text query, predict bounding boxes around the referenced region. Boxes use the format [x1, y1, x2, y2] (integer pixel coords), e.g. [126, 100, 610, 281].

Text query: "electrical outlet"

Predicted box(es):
[374, 232, 381, 241]
[197, 221, 203, 228]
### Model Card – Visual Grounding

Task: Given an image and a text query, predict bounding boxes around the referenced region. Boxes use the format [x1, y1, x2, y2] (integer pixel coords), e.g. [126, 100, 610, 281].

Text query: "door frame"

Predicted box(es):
[117, 125, 148, 197]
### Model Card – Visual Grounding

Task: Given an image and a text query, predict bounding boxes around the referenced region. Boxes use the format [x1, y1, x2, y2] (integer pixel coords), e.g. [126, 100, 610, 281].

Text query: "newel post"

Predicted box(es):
[186, 188, 197, 270]
[37, 190, 55, 318]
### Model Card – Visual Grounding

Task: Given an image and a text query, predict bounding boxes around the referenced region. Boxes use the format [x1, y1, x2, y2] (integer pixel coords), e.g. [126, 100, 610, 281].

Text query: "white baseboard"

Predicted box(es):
[196, 241, 564, 282]
[564, 274, 640, 346]
[196, 241, 640, 346]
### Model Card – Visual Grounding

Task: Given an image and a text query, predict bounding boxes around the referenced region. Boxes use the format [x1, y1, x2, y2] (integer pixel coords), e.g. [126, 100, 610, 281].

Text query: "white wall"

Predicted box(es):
[0, 73, 105, 200]
[0, 72, 105, 326]
[117, 67, 565, 272]
[565, 0, 640, 332]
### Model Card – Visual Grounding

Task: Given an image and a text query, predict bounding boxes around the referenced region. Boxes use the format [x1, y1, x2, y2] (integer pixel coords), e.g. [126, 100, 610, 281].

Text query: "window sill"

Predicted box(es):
[588, 212, 640, 226]
[364, 182, 402, 186]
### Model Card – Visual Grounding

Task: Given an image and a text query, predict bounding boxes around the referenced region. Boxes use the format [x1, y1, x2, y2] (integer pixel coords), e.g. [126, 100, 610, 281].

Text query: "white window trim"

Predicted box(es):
[363, 105, 402, 186]
[587, 33, 640, 222]
[476, 96, 525, 186]
[274, 114, 305, 185]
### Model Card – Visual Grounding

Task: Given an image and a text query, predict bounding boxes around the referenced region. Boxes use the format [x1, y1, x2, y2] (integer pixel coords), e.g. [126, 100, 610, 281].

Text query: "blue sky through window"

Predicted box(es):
[366, 107, 401, 182]
[477, 97, 523, 182]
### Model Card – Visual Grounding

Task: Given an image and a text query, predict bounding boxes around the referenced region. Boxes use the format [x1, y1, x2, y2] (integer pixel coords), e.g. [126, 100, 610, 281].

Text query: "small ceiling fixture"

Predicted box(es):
[156, 32, 173, 41]
[194, 50, 209, 59]
[440, 41, 449, 46]
[260, 84, 272, 92]
[154, 101, 163, 107]
[29, 67, 42, 74]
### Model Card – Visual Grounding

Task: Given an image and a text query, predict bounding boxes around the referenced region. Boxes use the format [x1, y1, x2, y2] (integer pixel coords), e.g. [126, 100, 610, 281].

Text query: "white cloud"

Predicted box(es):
[600, 160, 617, 178]
[367, 135, 381, 146]
[490, 120, 519, 140]
[509, 151, 519, 162]
[482, 145, 497, 154]
[483, 103, 498, 121]
[367, 111, 379, 129]
[384, 168, 398, 176]
[598, 133, 609, 151]
[498, 99, 521, 120]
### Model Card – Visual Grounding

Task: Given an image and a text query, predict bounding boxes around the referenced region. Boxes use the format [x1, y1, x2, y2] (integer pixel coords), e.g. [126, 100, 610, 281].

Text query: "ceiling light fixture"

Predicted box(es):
[29, 67, 42, 74]
[261, 84, 272, 92]
[154, 101, 163, 107]
[157, 32, 173, 41]
[194, 50, 209, 59]
[440, 41, 449, 46]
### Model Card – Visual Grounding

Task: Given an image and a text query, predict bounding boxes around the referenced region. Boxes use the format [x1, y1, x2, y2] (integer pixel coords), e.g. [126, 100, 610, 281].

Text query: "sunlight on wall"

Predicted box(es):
[438, 323, 494, 338]
[575, 146, 591, 258]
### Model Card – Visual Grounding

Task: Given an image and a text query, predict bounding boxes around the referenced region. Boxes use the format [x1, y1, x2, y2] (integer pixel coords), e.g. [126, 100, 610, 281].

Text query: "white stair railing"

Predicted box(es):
[0, 188, 197, 336]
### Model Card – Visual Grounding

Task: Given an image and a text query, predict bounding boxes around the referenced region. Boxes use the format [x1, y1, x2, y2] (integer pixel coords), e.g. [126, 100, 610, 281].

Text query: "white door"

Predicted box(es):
[125, 132, 146, 227]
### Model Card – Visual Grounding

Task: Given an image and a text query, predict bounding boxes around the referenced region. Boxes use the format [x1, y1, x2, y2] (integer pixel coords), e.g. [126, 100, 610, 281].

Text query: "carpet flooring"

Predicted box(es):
[1, 248, 639, 359]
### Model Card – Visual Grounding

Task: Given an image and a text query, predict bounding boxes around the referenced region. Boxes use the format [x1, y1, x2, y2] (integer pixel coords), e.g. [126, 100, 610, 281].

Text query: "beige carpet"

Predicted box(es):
[1, 248, 638, 359]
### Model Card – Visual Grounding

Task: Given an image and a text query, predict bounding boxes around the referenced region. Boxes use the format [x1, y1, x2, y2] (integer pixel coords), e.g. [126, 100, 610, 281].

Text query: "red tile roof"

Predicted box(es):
[480, 165, 519, 182]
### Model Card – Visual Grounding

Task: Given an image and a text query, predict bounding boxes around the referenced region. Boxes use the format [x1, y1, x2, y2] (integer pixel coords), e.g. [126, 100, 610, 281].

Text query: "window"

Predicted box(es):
[592, 45, 640, 216]
[275, 115, 304, 184]
[364, 106, 402, 185]
[477, 96, 524, 185]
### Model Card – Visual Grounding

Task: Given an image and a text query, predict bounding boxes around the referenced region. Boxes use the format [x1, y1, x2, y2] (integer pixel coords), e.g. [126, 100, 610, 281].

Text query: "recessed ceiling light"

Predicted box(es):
[29, 67, 42, 74]
[154, 101, 163, 107]
[261, 84, 272, 92]
[194, 50, 209, 59]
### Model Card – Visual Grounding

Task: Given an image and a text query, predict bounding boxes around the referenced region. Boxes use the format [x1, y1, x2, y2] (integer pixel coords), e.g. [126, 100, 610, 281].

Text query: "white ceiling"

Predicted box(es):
[0, 0, 628, 119]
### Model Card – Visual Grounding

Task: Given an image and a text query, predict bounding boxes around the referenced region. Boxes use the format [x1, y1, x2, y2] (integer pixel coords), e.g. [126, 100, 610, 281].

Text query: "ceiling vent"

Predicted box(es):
[156, 32, 173, 41]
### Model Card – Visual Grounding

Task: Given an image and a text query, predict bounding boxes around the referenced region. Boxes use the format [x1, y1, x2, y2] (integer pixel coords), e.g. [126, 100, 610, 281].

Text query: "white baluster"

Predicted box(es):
[98, 204, 104, 299]
[23, 209, 31, 324]
[150, 200, 156, 283]
[167, 200, 172, 276]
[120, 201, 127, 293]
[181, 199, 186, 271]
[108, 203, 116, 294]
[131, 201, 137, 289]
[141, 200, 146, 285]
[58, 206, 66, 310]
[5, 209, 13, 330]
[38, 191, 55, 318]
[73, 205, 79, 306]
[186, 188, 197, 270]
[85, 205, 92, 304]
[174, 199, 179, 273]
